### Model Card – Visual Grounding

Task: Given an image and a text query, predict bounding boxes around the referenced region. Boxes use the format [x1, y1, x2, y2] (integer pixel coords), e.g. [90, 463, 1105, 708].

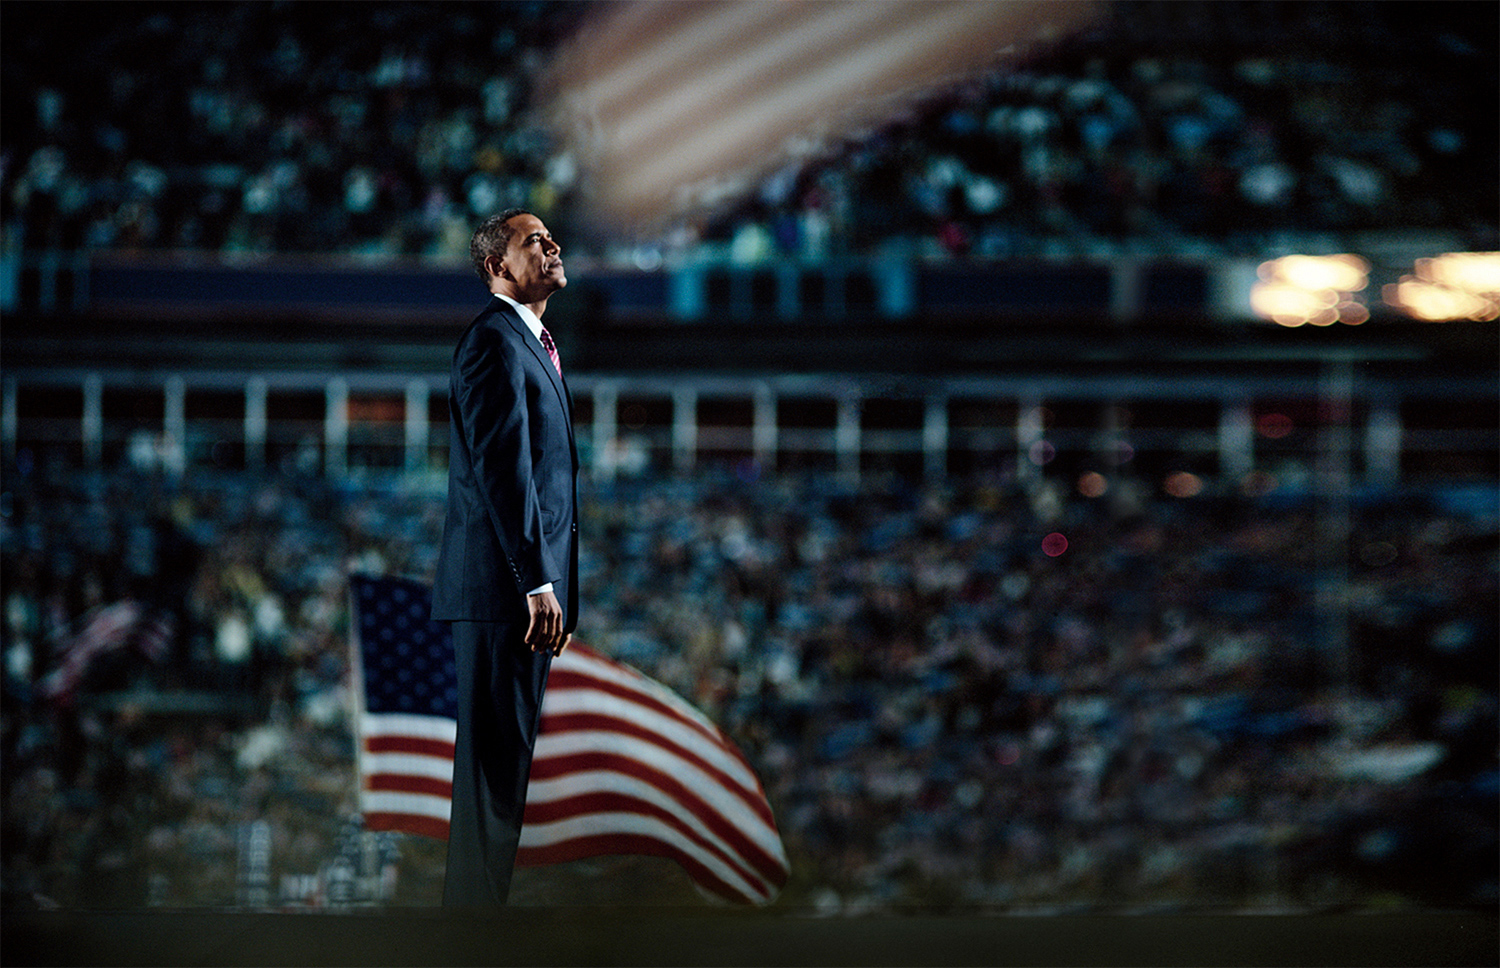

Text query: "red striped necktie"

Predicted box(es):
[539, 327, 562, 377]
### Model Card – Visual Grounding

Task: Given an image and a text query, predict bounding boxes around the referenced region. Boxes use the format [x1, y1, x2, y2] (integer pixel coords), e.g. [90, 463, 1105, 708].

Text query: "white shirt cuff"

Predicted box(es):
[527, 583, 554, 596]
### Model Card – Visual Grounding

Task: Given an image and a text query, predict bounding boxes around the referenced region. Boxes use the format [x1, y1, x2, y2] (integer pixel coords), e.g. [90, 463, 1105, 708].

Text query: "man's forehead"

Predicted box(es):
[506, 214, 548, 237]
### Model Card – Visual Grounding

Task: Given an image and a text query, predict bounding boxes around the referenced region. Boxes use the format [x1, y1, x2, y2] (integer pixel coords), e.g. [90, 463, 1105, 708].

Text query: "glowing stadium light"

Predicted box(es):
[1251, 255, 1370, 327]
[1382, 252, 1500, 322]
[1384, 279, 1496, 321]
[1268, 254, 1369, 293]
[1421, 252, 1500, 293]
[1249, 283, 1325, 327]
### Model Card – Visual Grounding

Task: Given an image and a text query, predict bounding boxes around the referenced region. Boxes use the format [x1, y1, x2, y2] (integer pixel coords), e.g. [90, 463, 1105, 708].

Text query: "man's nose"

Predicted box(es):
[544, 236, 561, 255]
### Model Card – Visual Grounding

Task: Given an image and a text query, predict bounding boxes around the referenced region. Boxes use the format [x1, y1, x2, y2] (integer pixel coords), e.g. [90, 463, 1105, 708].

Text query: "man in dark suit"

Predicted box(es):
[431, 208, 579, 905]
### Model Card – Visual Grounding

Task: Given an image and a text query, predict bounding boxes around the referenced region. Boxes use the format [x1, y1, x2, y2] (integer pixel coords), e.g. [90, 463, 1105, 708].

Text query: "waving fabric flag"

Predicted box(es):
[40, 599, 175, 702]
[348, 573, 789, 906]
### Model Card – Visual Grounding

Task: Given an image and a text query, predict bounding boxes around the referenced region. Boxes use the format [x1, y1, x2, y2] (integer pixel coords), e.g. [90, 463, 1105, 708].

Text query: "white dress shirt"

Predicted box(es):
[494, 291, 556, 599]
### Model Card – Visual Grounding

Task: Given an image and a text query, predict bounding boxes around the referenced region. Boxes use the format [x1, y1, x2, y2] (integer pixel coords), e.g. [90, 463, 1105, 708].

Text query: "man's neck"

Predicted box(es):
[493, 286, 548, 320]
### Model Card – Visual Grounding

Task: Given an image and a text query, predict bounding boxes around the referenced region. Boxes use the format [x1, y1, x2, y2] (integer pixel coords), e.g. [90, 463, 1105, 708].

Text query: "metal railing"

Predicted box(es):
[5, 369, 1494, 491]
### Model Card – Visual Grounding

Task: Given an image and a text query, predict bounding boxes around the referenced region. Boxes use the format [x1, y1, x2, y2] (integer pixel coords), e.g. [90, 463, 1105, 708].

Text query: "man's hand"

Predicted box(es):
[525, 590, 570, 656]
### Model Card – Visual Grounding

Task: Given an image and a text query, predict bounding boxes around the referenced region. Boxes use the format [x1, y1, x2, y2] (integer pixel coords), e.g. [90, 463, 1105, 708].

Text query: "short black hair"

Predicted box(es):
[469, 208, 534, 284]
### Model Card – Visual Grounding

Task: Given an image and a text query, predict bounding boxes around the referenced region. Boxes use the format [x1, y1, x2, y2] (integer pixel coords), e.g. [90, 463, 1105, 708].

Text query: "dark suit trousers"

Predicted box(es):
[443, 620, 552, 906]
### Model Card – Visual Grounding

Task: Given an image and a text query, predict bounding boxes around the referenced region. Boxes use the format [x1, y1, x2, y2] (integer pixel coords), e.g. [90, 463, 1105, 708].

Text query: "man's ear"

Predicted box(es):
[485, 253, 509, 283]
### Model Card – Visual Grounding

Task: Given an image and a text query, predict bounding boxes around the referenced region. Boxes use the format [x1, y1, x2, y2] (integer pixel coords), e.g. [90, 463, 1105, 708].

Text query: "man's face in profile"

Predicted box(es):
[497, 212, 566, 302]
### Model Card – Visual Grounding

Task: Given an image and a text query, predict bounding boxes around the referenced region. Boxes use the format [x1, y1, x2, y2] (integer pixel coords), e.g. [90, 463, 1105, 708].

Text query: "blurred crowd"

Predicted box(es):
[2, 2, 587, 259]
[2, 459, 1494, 911]
[3, 2, 1495, 264]
[706, 1, 1498, 263]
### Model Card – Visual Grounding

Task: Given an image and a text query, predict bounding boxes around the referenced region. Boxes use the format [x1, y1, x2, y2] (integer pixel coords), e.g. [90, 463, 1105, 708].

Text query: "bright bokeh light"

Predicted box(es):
[1077, 471, 1108, 498]
[1262, 254, 1369, 293]
[1252, 254, 1370, 327]
[1337, 300, 1370, 325]
[1383, 252, 1500, 322]
[1163, 471, 1204, 498]
[1422, 252, 1500, 293]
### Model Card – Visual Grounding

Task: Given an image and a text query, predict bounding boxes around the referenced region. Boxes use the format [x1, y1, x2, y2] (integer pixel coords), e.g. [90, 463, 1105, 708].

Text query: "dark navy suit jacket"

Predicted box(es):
[431, 296, 578, 629]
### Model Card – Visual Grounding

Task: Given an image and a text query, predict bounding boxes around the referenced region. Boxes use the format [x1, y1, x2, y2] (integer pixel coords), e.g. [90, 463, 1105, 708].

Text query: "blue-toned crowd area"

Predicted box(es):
[2, 464, 1494, 911]
[3, 1, 1496, 263]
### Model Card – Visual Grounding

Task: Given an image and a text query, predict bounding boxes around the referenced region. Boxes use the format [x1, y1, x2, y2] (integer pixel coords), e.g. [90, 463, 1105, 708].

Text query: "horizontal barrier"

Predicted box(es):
[7, 251, 1209, 323]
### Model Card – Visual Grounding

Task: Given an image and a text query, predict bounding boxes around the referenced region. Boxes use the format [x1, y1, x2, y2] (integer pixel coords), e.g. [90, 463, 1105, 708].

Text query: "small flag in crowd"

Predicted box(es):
[348, 573, 789, 906]
[40, 599, 175, 702]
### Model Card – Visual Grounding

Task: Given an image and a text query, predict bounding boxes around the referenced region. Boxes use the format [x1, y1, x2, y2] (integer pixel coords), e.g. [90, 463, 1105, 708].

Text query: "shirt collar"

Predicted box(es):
[494, 292, 545, 340]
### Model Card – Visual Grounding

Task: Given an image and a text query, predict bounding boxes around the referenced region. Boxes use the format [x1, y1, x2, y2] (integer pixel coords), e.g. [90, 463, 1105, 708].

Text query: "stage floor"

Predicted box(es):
[4, 909, 1496, 967]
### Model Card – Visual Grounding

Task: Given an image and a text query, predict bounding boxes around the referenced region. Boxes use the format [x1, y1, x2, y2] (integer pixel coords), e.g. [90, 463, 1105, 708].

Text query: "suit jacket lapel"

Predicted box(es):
[492, 298, 577, 445]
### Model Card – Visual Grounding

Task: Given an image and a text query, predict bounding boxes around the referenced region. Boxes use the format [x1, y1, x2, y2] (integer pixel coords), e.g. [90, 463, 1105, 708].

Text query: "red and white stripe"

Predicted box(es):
[358, 644, 789, 905]
[40, 600, 173, 700]
[360, 712, 457, 841]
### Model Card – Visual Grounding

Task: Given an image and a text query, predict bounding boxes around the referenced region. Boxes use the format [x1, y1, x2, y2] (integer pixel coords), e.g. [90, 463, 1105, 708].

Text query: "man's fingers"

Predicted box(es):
[526, 591, 565, 652]
[524, 612, 550, 649]
[525, 591, 568, 654]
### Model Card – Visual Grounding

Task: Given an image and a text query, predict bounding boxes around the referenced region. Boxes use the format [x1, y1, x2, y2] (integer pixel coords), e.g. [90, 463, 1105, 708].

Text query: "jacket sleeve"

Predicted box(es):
[451, 322, 561, 598]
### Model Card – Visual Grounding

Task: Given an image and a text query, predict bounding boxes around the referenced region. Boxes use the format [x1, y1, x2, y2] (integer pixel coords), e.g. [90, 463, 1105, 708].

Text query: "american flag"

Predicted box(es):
[40, 599, 175, 702]
[348, 573, 790, 906]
